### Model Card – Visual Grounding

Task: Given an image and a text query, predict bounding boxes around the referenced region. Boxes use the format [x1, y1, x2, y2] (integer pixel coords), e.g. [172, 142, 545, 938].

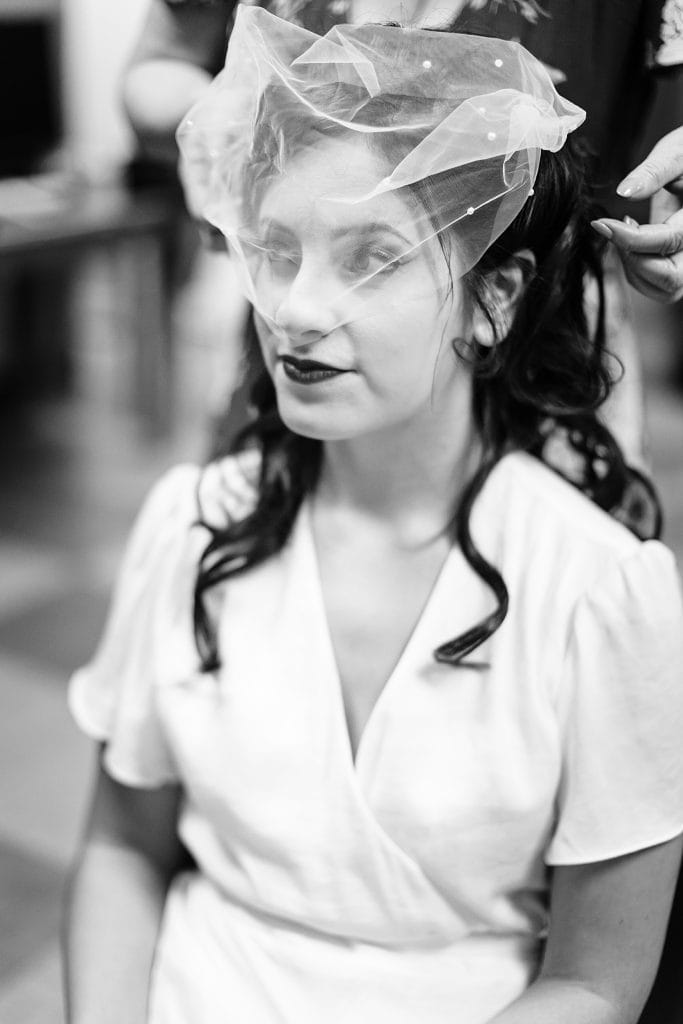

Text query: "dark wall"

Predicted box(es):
[0, 17, 62, 177]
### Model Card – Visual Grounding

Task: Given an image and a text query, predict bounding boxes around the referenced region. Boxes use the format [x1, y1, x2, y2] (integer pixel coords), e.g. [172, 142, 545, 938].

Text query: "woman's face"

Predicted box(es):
[249, 135, 470, 442]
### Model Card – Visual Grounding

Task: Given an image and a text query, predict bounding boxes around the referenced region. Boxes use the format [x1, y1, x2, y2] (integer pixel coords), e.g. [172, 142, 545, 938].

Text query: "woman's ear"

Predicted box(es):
[472, 248, 536, 347]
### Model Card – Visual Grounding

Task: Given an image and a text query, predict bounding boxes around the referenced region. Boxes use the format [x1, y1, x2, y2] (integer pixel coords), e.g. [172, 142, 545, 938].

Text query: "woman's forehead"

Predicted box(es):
[257, 135, 420, 239]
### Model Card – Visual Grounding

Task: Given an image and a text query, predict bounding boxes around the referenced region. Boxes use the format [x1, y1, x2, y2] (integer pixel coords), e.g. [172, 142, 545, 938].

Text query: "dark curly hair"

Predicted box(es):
[192, 82, 661, 673]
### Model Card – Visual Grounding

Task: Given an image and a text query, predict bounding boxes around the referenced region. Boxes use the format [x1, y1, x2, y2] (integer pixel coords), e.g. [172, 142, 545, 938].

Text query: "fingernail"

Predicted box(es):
[616, 178, 644, 198]
[591, 220, 613, 240]
[623, 216, 639, 228]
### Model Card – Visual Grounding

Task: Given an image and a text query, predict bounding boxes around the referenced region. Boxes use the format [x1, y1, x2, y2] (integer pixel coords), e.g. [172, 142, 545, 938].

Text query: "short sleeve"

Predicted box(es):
[68, 464, 204, 788]
[546, 541, 683, 865]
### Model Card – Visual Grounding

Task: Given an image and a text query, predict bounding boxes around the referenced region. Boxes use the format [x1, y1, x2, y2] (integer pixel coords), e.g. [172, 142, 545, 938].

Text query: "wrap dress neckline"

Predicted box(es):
[301, 498, 459, 771]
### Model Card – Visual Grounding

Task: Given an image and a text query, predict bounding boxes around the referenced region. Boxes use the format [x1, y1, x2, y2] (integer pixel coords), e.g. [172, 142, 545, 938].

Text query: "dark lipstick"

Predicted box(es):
[280, 355, 350, 385]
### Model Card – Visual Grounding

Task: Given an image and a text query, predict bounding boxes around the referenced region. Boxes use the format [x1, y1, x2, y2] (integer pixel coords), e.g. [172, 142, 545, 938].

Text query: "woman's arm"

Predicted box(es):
[63, 754, 186, 1024]
[488, 836, 683, 1024]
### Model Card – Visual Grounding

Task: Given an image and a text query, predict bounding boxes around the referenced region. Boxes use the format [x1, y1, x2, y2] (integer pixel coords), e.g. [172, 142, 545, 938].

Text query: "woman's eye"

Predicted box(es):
[262, 245, 300, 274]
[344, 246, 401, 280]
[267, 245, 298, 264]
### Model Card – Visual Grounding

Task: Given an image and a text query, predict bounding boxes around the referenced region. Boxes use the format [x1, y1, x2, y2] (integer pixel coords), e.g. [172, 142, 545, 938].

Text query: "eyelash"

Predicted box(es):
[344, 246, 404, 279]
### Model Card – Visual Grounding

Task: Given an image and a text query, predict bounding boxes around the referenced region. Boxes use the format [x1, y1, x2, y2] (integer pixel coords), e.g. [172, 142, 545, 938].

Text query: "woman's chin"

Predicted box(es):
[276, 396, 363, 443]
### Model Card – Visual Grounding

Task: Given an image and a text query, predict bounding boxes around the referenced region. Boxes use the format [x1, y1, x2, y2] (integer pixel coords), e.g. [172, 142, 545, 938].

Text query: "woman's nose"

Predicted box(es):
[273, 264, 338, 343]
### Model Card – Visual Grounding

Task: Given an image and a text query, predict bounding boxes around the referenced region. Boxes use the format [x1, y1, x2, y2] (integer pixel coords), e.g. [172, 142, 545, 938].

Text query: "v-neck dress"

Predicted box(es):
[69, 452, 683, 1024]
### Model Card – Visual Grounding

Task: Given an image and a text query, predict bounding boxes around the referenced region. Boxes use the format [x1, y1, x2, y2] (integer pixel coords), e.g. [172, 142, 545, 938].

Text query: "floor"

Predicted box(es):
[1, 252, 682, 1023]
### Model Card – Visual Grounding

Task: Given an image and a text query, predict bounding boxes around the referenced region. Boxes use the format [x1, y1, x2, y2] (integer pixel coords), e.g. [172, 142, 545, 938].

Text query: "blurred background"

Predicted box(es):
[0, 2, 681, 1022]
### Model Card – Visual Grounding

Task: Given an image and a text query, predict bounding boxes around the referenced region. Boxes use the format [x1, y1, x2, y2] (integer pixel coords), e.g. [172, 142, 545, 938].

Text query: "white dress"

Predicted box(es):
[70, 451, 683, 1024]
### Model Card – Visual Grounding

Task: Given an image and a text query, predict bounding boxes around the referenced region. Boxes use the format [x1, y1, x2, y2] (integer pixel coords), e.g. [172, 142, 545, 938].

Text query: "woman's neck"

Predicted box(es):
[316, 392, 480, 543]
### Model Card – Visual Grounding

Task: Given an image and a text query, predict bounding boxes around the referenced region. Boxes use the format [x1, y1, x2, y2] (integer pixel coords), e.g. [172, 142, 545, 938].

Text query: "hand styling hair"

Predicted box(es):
[193, 135, 661, 673]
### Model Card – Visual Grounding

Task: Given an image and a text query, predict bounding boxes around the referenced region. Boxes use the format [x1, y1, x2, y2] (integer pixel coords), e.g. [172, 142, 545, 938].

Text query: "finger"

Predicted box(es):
[591, 216, 683, 256]
[651, 188, 682, 225]
[617, 127, 683, 199]
[620, 251, 683, 303]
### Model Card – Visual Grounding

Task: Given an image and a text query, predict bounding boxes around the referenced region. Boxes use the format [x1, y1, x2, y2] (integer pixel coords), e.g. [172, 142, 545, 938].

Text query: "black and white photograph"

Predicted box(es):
[1, 2, 683, 1022]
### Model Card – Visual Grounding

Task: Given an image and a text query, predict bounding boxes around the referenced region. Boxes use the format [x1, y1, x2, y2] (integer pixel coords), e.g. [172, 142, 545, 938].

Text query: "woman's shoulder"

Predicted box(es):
[477, 452, 683, 659]
[487, 450, 646, 556]
[480, 451, 679, 603]
[137, 449, 261, 534]
[196, 448, 261, 528]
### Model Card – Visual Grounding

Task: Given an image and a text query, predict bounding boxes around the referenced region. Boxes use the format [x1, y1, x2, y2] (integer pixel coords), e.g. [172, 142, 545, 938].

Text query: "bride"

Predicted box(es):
[64, 10, 683, 1024]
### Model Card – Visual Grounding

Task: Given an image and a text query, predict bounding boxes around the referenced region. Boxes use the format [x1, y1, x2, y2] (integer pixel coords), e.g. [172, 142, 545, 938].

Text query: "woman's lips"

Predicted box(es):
[279, 355, 351, 385]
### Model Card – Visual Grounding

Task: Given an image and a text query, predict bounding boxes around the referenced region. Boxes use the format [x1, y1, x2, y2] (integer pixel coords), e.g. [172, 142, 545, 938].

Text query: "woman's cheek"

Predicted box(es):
[253, 320, 277, 376]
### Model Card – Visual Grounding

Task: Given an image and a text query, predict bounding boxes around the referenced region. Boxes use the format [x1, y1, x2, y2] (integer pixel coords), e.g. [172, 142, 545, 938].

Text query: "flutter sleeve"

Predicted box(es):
[545, 541, 683, 865]
[68, 464, 204, 788]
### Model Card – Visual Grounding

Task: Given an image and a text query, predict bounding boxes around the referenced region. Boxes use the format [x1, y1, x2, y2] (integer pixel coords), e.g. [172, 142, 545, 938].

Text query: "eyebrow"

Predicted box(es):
[259, 217, 415, 248]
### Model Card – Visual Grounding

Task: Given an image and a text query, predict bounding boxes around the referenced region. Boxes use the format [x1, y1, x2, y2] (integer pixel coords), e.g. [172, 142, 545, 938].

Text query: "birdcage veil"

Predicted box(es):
[177, 5, 584, 333]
